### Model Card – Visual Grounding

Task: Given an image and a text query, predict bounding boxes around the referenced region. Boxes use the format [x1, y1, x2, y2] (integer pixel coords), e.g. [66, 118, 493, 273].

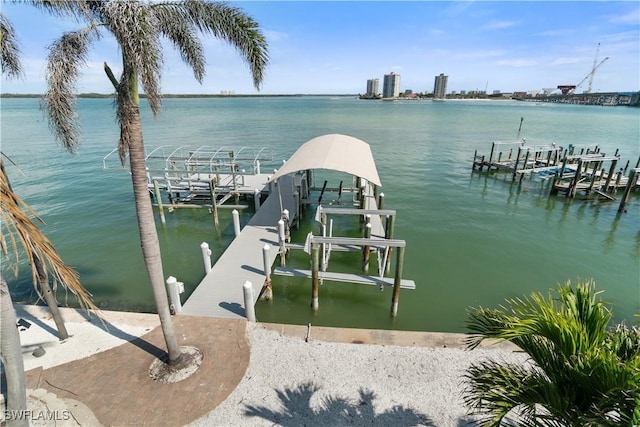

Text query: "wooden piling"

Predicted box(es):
[311, 242, 320, 310]
[153, 180, 166, 224]
[511, 147, 522, 180]
[569, 160, 584, 198]
[618, 169, 639, 213]
[391, 246, 405, 317]
[363, 219, 371, 272]
[209, 179, 219, 229]
[603, 159, 617, 193]
[385, 215, 395, 274]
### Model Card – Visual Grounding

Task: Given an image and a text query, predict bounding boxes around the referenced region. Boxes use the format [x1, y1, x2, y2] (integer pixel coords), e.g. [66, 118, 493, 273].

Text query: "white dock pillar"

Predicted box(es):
[200, 242, 212, 274]
[262, 244, 273, 300]
[262, 244, 272, 282]
[278, 219, 286, 266]
[255, 160, 261, 174]
[232, 209, 241, 237]
[254, 189, 261, 210]
[243, 281, 256, 322]
[166, 276, 184, 314]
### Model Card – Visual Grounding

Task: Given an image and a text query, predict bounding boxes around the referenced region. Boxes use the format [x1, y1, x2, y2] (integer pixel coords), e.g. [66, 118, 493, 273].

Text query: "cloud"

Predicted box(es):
[607, 8, 640, 24]
[263, 29, 288, 43]
[536, 29, 574, 37]
[496, 59, 537, 67]
[551, 57, 581, 66]
[481, 20, 518, 30]
[452, 49, 504, 60]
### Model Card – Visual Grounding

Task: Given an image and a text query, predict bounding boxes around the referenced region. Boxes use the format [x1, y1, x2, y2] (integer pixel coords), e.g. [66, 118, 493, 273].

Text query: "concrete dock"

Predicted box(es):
[181, 175, 297, 319]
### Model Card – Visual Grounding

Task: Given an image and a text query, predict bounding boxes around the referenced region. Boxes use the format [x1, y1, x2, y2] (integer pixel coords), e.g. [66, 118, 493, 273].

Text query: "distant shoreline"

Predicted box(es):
[0, 93, 358, 99]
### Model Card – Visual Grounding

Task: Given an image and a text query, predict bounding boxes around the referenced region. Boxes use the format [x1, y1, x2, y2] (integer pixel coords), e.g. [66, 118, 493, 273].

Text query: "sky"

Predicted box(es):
[1, 1, 639, 95]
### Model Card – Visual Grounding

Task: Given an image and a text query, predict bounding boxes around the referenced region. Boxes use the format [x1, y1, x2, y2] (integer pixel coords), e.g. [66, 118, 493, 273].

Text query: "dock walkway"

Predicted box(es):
[181, 175, 296, 319]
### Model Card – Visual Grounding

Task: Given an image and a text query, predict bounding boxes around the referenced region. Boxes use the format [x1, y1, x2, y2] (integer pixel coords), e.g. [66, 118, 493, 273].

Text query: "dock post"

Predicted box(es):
[488, 142, 496, 165]
[261, 244, 273, 300]
[254, 189, 261, 211]
[311, 242, 320, 311]
[255, 160, 261, 174]
[569, 160, 583, 198]
[363, 218, 372, 272]
[209, 179, 219, 229]
[378, 192, 384, 210]
[472, 150, 478, 170]
[232, 209, 241, 237]
[153, 180, 166, 224]
[294, 191, 300, 228]
[385, 215, 395, 274]
[391, 246, 405, 317]
[603, 159, 617, 193]
[243, 281, 256, 322]
[166, 276, 184, 315]
[618, 169, 639, 213]
[200, 242, 212, 274]
[278, 219, 286, 266]
[614, 169, 623, 192]
[511, 147, 522, 180]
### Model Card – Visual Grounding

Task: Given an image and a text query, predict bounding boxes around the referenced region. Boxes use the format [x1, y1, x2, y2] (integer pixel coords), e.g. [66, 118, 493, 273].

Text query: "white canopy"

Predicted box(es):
[269, 134, 382, 187]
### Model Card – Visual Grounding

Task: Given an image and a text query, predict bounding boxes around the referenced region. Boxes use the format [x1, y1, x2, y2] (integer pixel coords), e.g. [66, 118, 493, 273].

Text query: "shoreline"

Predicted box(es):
[3, 305, 527, 426]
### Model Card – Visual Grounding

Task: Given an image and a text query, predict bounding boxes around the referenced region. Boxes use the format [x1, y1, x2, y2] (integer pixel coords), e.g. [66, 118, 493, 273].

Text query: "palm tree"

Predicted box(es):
[463, 280, 640, 426]
[41, 0, 268, 367]
[2, 12, 98, 425]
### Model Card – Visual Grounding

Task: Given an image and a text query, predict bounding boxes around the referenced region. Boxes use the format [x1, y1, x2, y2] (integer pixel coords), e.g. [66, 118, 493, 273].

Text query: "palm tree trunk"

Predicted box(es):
[0, 277, 29, 427]
[124, 102, 184, 366]
[33, 254, 69, 340]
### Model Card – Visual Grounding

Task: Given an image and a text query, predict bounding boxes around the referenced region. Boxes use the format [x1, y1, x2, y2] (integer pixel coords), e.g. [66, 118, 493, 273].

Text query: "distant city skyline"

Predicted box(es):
[1, 2, 638, 95]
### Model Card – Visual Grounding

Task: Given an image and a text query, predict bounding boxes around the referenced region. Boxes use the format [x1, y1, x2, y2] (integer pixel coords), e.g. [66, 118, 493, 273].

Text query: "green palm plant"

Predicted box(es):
[464, 280, 640, 426]
[40, 0, 268, 367]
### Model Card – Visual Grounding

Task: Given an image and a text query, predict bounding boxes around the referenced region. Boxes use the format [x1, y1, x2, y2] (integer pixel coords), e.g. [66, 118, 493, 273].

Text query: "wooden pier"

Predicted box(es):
[472, 140, 640, 207]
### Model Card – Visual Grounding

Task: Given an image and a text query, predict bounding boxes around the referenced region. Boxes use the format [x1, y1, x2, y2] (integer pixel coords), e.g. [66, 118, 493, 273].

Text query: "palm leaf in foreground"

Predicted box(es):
[464, 280, 640, 426]
[0, 159, 98, 313]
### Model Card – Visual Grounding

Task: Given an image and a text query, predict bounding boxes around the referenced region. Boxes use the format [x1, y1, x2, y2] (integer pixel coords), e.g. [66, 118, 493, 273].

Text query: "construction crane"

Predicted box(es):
[557, 43, 609, 95]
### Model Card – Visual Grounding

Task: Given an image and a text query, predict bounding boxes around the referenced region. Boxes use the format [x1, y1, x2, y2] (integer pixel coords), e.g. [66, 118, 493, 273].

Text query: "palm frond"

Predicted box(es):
[29, 0, 96, 19]
[464, 280, 638, 426]
[464, 360, 566, 427]
[179, 0, 269, 89]
[0, 160, 98, 313]
[0, 12, 23, 78]
[42, 28, 95, 153]
[151, 3, 206, 82]
[104, 0, 163, 115]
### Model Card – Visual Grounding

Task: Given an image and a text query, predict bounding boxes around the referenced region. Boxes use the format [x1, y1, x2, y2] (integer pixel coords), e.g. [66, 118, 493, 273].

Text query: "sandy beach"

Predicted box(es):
[4, 305, 528, 426]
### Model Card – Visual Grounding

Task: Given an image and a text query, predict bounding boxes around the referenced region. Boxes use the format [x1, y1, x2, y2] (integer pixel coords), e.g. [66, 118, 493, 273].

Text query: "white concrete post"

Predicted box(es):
[166, 276, 184, 314]
[200, 242, 212, 274]
[278, 219, 286, 247]
[278, 219, 286, 266]
[255, 160, 261, 174]
[254, 189, 261, 210]
[263, 244, 272, 282]
[243, 281, 256, 322]
[232, 209, 241, 237]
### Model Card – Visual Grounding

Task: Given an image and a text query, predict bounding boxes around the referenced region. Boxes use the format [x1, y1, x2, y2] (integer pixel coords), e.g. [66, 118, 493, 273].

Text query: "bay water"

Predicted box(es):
[1, 96, 638, 333]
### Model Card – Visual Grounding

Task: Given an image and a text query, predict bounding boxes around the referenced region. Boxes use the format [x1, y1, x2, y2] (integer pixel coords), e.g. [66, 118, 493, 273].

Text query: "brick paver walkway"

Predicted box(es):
[24, 315, 249, 426]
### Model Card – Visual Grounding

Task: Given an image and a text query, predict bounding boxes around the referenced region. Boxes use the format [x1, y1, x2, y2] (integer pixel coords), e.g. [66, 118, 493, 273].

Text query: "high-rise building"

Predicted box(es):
[382, 72, 400, 98]
[433, 73, 448, 99]
[366, 78, 379, 97]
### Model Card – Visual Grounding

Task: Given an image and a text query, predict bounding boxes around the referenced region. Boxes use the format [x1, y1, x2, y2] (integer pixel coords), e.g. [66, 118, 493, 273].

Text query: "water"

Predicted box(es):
[1, 96, 638, 332]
